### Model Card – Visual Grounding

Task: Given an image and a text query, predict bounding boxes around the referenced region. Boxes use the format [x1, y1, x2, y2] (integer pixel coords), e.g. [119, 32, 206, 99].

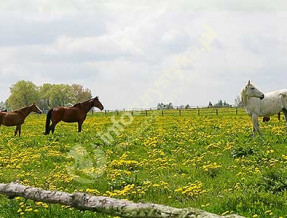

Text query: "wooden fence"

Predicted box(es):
[93, 107, 246, 117]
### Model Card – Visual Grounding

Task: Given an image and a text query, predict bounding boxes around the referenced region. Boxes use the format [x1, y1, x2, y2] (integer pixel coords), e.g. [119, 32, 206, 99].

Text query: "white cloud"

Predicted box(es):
[1, 2, 287, 108]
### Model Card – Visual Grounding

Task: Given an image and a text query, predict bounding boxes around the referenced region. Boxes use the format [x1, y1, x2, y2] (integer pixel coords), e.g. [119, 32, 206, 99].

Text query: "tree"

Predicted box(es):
[235, 95, 243, 107]
[157, 103, 164, 110]
[48, 84, 75, 107]
[157, 103, 174, 110]
[214, 100, 231, 108]
[71, 84, 92, 104]
[0, 101, 6, 110]
[6, 81, 93, 110]
[6, 81, 40, 110]
[39, 83, 53, 111]
[167, 103, 173, 109]
[208, 101, 213, 107]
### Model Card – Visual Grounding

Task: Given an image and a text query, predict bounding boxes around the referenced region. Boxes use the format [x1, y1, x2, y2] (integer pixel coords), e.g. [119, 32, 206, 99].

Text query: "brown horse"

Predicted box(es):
[263, 113, 281, 123]
[0, 103, 42, 136]
[45, 97, 104, 134]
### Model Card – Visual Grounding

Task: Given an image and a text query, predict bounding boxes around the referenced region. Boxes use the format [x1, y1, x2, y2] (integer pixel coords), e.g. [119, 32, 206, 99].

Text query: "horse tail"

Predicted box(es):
[45, 109, 53, 135]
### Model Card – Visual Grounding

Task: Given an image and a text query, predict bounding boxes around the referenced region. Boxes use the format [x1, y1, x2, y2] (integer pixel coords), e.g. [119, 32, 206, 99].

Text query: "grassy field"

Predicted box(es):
[0, 108, 287, 217]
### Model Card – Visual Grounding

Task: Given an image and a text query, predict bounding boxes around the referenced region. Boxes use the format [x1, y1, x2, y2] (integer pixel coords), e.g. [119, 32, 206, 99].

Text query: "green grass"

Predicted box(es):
[0, 109, 287, 217]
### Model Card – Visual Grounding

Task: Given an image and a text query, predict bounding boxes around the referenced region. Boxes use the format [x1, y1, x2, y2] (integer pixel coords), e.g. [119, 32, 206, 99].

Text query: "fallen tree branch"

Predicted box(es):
[0, 182, 243, 217]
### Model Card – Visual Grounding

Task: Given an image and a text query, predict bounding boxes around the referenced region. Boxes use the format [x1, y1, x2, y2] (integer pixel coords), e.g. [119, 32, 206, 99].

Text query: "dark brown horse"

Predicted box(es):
[45, 97, 104, 134]
[0, 103, 42, 136]
[263, 113, 281, 123]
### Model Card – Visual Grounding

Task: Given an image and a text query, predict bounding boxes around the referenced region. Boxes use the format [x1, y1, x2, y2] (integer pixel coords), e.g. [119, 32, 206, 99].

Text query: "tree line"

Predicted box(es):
[157, 99, 233, 110]
[1, 80, 92, 111]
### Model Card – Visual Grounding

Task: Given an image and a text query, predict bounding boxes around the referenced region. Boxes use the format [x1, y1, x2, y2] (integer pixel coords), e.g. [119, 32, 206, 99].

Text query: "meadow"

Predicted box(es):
[0, 108, 287, 217]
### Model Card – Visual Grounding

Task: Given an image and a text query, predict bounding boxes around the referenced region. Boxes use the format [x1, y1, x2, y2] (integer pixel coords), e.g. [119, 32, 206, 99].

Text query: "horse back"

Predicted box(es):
[0, 112, 24, 126]
[53, 107, 86, 123]
[257, 90, 287, 116]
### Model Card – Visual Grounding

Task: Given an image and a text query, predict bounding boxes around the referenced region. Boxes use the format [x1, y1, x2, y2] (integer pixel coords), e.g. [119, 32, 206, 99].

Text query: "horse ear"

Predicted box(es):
[248, 80, 251, 85]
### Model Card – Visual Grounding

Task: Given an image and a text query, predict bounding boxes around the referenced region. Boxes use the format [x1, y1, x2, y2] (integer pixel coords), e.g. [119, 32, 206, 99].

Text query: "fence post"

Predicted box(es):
[216, 109, 218, 115]
[278, 112, 281, 121]
[236, 107, 238, 115]
[105, 110, 107, 115]
[116, 110, 119, 116]
[197, 108, 200, 115]
[162, 110, 164, 116]
[179, 109, 181, 116]
[145, 110, 148, 116]
[131, 111, 133, 116]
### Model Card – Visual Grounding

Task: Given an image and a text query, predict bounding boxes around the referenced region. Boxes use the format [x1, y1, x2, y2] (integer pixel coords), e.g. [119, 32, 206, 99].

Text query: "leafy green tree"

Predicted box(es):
[71, 84, 92, 104]
[157, 103, 174, 110]
[6, 81, 93, 110]
[6, 80, 40, 110]
[214, 100, 231, 108]
[0, 101, 6, 110]
[48, 84, 75, 107]
[39, 83, 53, 111]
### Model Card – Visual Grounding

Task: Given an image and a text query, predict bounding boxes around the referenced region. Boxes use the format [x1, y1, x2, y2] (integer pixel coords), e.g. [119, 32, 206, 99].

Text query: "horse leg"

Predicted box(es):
[50, 121, 59, 134]
[78, 121, 84, 132]
[51, 125, 55, 134]
[50, 123, 56, 134]
[14, 125, 20, 137]
[252, 114, 262, 137]
[282, 108, 287, 123]
[18, 125, 21, 137]
[14, 126, 17, 136]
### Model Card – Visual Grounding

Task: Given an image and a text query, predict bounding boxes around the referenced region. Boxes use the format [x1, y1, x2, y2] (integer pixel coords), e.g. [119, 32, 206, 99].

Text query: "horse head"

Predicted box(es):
[242, 81, 265, 101]
[31, 103, 42, 114]
[93, 97, 104, 111]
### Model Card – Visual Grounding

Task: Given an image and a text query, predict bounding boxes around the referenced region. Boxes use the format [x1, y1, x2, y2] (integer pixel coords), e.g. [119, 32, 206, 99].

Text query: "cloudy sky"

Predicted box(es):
[1, 0, 287, 109]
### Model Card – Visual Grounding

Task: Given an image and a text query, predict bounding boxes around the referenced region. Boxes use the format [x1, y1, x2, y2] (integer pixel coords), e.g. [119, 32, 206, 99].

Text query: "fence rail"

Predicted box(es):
[92, 107, 247, 116]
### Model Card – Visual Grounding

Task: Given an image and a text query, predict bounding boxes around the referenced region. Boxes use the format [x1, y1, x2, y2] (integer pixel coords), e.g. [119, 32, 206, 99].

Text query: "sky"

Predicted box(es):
[1, 0, 287, 110]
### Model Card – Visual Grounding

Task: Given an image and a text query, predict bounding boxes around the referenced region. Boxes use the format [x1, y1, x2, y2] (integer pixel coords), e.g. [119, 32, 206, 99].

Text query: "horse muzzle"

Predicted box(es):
[260, 94, 265, 100]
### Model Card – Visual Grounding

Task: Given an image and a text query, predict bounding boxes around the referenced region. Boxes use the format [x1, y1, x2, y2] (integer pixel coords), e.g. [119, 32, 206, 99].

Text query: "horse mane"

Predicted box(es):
[12, 108, 23, 113]
[240, 86, 248, 106]
[74, 98, 96, 107]
[12, 105, 32, 113]
[73, 103, 82, 108]
[12, 108, 24, 113]
[73, 97, 99, 109]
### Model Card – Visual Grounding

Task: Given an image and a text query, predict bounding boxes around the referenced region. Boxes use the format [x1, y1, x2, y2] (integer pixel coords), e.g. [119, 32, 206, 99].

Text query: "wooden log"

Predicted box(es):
[0, 182, 243, 218]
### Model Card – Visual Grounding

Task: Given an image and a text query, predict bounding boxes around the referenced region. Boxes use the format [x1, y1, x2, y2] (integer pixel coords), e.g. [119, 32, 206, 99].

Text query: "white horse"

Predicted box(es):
[240, 81, 287, 137]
